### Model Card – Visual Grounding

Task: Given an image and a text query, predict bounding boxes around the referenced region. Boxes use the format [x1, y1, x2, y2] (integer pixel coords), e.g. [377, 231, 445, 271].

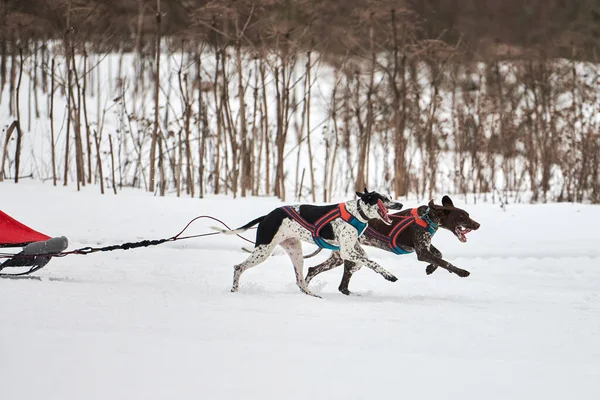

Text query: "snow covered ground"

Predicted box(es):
[1, 181, 599, 399]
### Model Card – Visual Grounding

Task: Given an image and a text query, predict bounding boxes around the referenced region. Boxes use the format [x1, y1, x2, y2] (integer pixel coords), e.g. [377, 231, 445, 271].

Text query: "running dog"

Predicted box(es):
[305, 195, 480, 295]
[214, 189, 403, 297]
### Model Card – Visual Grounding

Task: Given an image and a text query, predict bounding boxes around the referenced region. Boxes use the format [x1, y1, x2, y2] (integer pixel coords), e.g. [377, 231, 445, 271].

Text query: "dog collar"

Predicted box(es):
[411, 208, 438, 234]
[356, 200, 370, 222]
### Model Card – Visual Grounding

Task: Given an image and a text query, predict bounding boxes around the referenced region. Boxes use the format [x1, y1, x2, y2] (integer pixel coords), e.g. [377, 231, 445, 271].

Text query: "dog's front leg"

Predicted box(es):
[339, 241, 398, 284]
[424, 245, 443, 275]
[414, 233, 470, 277]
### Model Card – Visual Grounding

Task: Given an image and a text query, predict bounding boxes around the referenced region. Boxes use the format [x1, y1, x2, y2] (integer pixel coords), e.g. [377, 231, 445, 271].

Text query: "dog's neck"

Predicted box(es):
[345, 200, 370, 222]
[420, 206, 443, 228]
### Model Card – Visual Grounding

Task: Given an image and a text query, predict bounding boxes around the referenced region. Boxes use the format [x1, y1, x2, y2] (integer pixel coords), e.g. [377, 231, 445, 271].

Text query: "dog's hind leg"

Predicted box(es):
[280, 238, 320, 298]
[338, 260, 361, 295]
[305, 251, 344, 285]
[231, 243, 278, 292]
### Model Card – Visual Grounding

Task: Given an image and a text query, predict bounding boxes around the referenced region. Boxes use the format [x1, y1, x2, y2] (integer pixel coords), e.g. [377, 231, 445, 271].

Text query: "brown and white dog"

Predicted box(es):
[214, 189, 404, 297]
[305, 195, 480, 295]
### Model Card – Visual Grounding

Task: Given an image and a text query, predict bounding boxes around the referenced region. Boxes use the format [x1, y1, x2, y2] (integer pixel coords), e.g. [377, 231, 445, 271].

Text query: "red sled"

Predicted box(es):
[0, 210, 68, 276]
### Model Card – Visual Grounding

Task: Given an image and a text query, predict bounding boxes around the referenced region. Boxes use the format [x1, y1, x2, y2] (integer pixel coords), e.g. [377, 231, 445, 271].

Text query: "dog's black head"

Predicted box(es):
[427, 195, 480, 242]
[356, 188, 403, 225]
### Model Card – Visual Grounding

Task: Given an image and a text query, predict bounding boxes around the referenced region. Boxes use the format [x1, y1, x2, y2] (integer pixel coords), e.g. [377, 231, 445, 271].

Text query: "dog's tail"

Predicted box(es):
[211, 215, 266, 235]
[303, 247, 323, 259]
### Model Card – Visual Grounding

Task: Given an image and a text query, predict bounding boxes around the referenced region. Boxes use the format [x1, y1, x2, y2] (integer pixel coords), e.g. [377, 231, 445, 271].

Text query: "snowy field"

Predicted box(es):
[1, 181, 599, 399]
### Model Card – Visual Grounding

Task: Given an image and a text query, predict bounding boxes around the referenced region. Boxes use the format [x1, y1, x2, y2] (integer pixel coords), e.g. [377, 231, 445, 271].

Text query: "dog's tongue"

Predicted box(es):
[456, 227, 471, 242]
[377, 199, 392, 224]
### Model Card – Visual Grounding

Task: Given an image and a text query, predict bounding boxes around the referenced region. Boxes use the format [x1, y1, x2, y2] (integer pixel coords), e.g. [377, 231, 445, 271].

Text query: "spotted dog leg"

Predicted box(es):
[425, 245, 444, 275]
[424, 246, 470, 276]
[305, 251, 344, 285]
[339, 244, 398, 283]
[231, 242, 279, 292]
[415, 244, 470, 278]
[280, 238, 320, 298]
[338, 260, 362, 295]
[411, 232, 470, 277]
[337, 244, 387, 295]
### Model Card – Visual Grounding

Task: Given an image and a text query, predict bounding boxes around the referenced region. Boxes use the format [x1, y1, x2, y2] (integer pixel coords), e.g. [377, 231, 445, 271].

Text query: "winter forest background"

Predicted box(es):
[1, 0, 599, 204]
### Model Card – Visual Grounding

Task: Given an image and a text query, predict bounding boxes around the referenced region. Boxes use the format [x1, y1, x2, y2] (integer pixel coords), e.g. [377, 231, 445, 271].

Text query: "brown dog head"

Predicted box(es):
[428, 195, 480, 243]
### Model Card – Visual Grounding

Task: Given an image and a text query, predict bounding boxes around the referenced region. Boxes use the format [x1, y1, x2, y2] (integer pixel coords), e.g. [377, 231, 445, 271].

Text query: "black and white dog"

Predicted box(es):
[214, 189, 403, 297]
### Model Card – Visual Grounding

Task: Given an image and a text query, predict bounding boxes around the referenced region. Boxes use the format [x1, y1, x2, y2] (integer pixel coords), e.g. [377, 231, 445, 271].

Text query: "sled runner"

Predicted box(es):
[0, 210, 68, 277]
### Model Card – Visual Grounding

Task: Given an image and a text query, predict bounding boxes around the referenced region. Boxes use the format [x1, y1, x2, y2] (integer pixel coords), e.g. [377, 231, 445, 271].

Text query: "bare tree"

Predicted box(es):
[148, 0, 161, 193]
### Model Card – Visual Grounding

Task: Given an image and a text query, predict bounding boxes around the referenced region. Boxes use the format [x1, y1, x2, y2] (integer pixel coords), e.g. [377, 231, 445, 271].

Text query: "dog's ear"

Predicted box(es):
[428, 199, 446, 212]
[364, 187, 369, 195]
[356, 190, 366, 199]
[442, 195, 454, 209]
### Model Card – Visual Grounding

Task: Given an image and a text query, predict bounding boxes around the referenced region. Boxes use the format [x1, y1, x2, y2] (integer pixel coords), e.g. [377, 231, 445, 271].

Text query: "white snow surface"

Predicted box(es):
[1, 182, 599, 399]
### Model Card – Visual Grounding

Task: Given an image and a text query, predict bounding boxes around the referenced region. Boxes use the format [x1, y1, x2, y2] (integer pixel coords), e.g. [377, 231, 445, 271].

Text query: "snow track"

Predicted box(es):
[1, 182, 599, 400]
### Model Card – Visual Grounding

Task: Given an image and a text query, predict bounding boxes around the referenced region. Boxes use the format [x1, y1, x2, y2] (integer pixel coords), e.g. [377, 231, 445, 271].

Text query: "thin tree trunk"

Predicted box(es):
[235, 34, 249, 196]
[323, 134, 330, 202]
[328, 74, 341, 201]
[108, 134, 117, 195]
[260, 58, 270, 195]
[9, 33, 16, 115]
[148, 0, 161, 193]
[63, 2, 72, 186]
[14, 47, 23, 183]
[50, 58, 57, 186]
[220, 50, 238, 197]
[183, 72, 194, 197]
[158, 135, 166, 196]
[197, 50, 208, 198]
[251, 58, 260, 195]
[33, 42, 40, 119]
[0, 37, 6, 102]
[94, 130, 105, 194]
[0, 121, 17, 181]
[294, 65, 307, 199]
[305, 48, 316, 201]
[273, 61, 283, 198]
[176, 129, 183, 197]
[213, 49, 221, 194]
[41, 40, 48, 94]
[82, 48, 92, 184]
[71, 47, 86, 188]
[392, 9, 408, 197]
[177, 46, 194, 197]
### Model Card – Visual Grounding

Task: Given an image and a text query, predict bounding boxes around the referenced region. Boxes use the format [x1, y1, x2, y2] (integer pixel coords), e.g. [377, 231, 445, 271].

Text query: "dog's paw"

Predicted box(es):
[456, 269, 470, 278]
[425, 264, 437, 275]
[386, 274, 398, 282]
[301, 288, 322, 298]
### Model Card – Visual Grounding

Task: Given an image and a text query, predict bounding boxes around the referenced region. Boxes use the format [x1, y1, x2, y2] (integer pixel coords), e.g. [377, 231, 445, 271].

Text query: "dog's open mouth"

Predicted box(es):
[455, 226, 472, 243]
[377, 199, 392, 225]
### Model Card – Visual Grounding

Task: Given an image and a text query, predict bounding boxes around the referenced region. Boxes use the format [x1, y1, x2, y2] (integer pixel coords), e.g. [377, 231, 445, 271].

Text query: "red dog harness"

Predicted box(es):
[281, 203, 367, 251]
[365, 208, 437, 254]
